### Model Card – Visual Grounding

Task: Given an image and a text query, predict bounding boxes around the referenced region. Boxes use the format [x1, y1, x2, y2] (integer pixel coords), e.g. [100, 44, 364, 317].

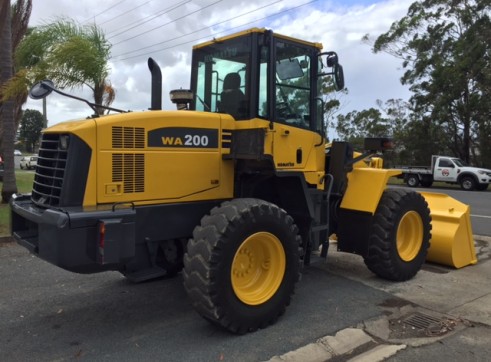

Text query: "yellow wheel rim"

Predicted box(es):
[231, 232, 286, 305]
[396, 211, 423, 262]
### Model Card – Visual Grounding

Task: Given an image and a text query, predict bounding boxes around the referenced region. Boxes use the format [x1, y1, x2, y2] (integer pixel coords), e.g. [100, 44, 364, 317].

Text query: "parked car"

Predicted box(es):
[20, 156, 38, 170]
[14, 150, 22, 156]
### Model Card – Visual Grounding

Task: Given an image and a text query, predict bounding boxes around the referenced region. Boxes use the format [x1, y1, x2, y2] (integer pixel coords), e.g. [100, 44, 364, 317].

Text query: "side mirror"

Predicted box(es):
[319, 52, 345, 91]
[29, 80, 55, 100]
[333, 63, 344, 91]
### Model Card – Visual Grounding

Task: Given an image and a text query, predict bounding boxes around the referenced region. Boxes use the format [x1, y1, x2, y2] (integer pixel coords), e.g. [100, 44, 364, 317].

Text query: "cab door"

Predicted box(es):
[434, 158, 458, 182]
[270, 38, 321, 172]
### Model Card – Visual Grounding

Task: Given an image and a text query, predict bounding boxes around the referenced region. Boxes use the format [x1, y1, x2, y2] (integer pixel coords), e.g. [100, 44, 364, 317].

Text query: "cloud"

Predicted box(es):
[24, 0, 412, 127]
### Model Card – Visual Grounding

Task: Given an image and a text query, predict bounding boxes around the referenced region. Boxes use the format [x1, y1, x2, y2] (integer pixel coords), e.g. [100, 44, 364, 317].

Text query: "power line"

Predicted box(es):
[112, 0, 318, 62]
[112, 0, 222, 46]
[99, 0, 153, 26]
[111, 0, 283, 59]
[107, 0, 190, 39]
[81, 0, 129, 24]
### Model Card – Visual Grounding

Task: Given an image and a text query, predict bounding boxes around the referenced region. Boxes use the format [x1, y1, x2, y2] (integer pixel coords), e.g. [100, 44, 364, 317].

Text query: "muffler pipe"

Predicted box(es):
[148, 57, 162, 110]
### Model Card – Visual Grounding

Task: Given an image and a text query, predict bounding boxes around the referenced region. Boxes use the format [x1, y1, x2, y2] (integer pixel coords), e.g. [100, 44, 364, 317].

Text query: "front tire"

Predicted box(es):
[183, 198, 302, 334]
[460, 176, 476, 191]
[364, 189, 431, 281]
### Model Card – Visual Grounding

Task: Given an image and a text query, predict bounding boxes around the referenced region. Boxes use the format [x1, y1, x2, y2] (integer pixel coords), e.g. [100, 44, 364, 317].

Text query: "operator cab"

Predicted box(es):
[190, 28, 343, 136]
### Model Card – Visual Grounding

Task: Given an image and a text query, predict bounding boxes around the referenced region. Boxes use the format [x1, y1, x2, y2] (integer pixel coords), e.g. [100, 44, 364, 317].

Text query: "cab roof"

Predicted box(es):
[193, 27, 323, 51]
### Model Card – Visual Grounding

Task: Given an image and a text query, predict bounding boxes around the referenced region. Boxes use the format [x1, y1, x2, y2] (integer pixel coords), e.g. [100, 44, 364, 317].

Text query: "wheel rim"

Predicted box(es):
[396, 211, 423, 262]
[462, 179, 472, 189]
[408, 177, 417, 186]
[231, 232, 286, 305]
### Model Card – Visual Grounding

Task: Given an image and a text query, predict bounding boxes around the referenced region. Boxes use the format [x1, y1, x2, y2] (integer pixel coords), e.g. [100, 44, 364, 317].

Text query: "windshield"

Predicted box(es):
[452, 158, 467, 167]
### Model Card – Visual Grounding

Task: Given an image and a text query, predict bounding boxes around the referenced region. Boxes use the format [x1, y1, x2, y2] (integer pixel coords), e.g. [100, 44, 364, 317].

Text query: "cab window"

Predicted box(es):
[193, 37, 251, 120]
[438, 159, 454, 167]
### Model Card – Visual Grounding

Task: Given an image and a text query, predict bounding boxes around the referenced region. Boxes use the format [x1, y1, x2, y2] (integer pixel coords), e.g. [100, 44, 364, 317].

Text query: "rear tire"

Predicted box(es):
[406, 174, 419, 187]
[183, 198, 302, 334]
[364, 189, 431, 281]
[420, 179, 433, 188]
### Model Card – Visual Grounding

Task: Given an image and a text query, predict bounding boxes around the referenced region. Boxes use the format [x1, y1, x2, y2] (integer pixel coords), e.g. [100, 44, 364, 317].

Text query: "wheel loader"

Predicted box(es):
[10, 28, 476, 334]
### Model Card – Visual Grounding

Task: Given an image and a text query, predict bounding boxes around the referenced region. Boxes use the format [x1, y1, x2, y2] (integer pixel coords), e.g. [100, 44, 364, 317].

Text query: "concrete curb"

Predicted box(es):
[348, 344, 407, 362]
[474, 234, 491, 243]
[266, 328, 405, 362]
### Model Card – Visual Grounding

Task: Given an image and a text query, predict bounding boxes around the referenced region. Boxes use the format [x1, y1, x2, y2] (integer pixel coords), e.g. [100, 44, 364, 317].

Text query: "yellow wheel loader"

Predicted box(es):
[10, 28, 476, 334]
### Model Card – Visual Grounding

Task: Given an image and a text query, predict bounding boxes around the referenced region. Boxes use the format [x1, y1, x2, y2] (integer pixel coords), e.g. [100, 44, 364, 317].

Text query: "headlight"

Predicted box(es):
[477, 170, 491, 177]
[59, 134, 70, 150]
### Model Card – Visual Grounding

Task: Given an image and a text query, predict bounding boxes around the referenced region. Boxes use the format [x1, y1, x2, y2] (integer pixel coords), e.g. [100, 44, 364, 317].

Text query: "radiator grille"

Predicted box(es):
[31, 134, 68, 206]
[112, 126, 145, 148]
[112, 153, 145, 193]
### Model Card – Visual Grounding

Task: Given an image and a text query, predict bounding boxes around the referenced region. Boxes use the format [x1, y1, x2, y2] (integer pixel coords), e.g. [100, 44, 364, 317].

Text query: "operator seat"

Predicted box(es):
[219, 73, 246, 120]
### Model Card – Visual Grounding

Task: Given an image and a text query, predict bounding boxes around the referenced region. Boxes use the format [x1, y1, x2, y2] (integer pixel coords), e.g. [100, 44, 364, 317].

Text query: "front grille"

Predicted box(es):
[31, 134, 68, 207]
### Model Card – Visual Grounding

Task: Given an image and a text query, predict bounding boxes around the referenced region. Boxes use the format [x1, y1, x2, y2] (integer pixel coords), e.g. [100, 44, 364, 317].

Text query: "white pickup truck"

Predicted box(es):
[399, 155, 491, 191]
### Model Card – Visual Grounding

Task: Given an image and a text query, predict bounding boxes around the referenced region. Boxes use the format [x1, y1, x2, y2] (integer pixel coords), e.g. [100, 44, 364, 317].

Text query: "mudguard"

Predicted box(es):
[340, 168, 402, 214]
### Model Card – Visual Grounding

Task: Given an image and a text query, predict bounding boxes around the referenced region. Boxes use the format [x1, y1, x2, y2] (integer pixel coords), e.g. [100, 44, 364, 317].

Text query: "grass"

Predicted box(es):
[0, 171, 35, 236]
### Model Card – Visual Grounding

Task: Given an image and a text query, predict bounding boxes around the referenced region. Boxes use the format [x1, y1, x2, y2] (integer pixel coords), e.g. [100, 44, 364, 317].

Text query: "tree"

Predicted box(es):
[334, 99, 425, 166]
[19, 109, 43, 153]
[370, 0, 491, 165]
[320, 77, 348, 140]
[10, 0, 31, 127]
[335, 107, 390, 149]
[9, 19, 115, 116]
[0, 0, 31, 153]
[0, 0, 18, 202]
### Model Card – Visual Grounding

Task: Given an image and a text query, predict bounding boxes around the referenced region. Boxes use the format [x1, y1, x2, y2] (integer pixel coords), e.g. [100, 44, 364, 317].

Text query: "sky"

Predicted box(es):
[24, 0, 414, 130]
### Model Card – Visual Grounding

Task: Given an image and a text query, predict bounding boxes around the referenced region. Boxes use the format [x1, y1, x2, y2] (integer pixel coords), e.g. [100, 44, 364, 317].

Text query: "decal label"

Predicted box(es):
[277, 162, 295, 167]
[148, 127, 219, 148]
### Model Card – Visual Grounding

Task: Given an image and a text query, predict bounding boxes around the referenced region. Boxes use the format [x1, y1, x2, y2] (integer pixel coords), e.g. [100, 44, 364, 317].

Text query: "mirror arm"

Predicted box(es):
[40, 81, 127, 114]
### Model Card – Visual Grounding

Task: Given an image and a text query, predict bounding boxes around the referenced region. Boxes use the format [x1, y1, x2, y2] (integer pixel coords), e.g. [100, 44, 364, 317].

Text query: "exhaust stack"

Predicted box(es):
[148, 57, 162, 110]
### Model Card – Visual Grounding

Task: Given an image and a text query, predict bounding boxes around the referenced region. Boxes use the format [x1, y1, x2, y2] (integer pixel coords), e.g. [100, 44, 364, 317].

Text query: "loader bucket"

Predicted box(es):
[419, 192, 477, 268]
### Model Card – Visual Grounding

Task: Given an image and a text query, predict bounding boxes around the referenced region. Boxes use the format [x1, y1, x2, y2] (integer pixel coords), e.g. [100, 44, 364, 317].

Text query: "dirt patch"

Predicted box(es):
[0, 236, 13, 244]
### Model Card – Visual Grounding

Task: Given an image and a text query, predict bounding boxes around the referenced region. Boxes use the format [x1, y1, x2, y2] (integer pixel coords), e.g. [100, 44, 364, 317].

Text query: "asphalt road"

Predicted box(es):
[0, 243, 395, 362]
[2, 236, 490, 362]
[391, 185, 491, 236]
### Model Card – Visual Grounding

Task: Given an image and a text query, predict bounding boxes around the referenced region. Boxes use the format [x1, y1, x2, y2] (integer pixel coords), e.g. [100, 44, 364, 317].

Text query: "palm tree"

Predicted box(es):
[0, 0, 18, 202]
[14, 19, 115, 115]
[11, 0, 32, 128]
[0, 0, 31, 152]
